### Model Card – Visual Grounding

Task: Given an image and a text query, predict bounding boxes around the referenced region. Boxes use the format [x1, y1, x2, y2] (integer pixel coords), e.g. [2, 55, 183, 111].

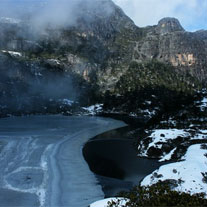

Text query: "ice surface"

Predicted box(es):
[0, 115, 126, 207]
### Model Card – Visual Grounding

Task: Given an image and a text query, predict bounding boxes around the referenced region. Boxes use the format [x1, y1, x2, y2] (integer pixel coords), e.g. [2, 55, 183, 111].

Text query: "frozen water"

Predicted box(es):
[0, 115, 126, 207]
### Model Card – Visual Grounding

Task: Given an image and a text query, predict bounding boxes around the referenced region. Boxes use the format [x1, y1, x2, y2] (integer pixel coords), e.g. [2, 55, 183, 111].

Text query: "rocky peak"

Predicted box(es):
[156, 17, 185, 34]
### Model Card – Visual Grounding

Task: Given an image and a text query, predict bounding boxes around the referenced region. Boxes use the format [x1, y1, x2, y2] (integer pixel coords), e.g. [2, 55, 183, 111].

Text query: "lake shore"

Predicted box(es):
[83, 127, 163, 197]
[0, 115, 126, 207]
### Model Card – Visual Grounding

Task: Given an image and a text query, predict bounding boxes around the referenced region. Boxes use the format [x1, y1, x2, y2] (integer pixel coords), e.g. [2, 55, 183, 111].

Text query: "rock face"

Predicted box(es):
[156, 17, 185, 34]
[132, 18, 207, 83]
[0, 0, 207, 115]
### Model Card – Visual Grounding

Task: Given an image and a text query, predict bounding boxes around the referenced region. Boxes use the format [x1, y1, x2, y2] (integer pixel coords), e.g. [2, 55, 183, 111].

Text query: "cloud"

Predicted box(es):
[113, 0, 207, 31]
[0, 0, 116, 30]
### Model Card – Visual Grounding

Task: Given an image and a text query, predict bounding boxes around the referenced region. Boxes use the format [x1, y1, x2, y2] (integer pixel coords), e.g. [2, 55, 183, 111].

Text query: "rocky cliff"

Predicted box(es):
[132, 18, 207, 83]
[0, 0, 207, 116]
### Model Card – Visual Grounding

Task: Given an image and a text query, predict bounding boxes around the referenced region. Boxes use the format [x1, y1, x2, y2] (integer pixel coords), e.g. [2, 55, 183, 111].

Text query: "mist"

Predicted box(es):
[0, 51, 83, 114]
[0, 0, 117, 115]
[0, 0, 116, 30]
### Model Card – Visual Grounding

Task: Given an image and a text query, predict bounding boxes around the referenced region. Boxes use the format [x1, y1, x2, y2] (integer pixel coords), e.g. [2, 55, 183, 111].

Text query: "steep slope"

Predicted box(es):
[132, 18, 207, 83]
[0, 0, 206, 116]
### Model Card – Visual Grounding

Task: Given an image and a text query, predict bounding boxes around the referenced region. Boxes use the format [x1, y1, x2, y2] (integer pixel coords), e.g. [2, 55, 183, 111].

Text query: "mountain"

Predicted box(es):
[0, 0, 206, 116]
[1, 0, 207, 200]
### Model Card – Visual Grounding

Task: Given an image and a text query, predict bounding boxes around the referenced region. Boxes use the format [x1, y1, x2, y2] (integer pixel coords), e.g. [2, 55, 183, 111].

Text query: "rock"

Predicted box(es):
[0, 0, 207, 115]
[156, 17, 185, 34]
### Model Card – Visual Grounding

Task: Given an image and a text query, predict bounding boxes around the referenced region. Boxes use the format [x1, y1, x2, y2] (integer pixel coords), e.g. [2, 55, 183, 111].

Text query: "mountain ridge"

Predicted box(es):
[0, 0, 206, 116]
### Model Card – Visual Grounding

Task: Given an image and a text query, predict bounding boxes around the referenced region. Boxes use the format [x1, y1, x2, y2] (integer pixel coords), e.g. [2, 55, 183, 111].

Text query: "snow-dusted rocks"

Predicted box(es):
[137, 128, 207, 161]
[58, 99, 75, 106]
[90, 197, 129, 207]
[141, 144, 207, 196]
[138, 129, 190, 159]
[198, 97, 207, 112]
[194, 89, 207, 112]
[147, 129, 190, 149]
[82, 104, 103, 115]
[1, 50, 22, 57]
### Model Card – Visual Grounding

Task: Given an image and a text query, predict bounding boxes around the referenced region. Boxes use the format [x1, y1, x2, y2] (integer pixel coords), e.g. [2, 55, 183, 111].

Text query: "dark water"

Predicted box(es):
[83, 127, 162, 197]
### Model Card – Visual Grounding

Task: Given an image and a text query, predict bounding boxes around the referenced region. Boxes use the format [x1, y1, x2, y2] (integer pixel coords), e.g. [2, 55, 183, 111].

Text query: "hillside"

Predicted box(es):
[1, 0, 207, 205]
[0, 2, 206, 117]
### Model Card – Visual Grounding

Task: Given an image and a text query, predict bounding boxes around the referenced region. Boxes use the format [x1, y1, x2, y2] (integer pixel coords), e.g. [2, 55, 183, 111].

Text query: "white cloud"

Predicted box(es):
[113, 0, 207, 31]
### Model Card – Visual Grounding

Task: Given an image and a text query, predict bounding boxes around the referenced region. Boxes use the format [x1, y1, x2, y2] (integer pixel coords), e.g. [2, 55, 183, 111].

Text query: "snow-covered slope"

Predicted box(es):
[138, 128, 207, 161]
[141, 144, 207, 196]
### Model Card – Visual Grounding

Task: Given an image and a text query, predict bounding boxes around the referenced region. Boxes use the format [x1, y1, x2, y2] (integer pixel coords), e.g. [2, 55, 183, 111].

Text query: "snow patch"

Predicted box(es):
[82, 104, 103, 115]
[196, 96, 207, 111]
[140, 109, 156, 118]
[142, 144, 207, 196]
[129, 112, 137, 117]
[90, 197, 129, 207]
[159, 148, 177, 162]
[138, 128, 207, 159]
[1, 50, 22, 57]
[148, 129, 190, 149]
[58, 99, 75, 106]
[35, 72, 43, 76]
[48, 59, 61, 65]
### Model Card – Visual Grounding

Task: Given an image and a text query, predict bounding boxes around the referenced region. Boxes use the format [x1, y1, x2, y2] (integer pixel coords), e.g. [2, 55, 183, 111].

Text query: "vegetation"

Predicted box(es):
[116, 61, 201, 94]
[108, 182, 207, 207]
[103, 61, 200, 116]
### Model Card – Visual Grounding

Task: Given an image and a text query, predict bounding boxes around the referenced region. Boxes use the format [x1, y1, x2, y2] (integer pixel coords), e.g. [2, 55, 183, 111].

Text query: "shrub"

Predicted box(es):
[108, 182, 207, 207]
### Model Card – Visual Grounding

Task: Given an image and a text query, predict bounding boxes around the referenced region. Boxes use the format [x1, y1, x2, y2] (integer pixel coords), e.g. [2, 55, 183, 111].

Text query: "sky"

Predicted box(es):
[0, 0, 206, 32]
[114, 0, 207, 31]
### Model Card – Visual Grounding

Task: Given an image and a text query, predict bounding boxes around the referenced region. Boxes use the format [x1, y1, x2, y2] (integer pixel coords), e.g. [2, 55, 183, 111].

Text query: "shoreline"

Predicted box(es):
[0, 115, 126, 207]
[83, 127, 163, 197]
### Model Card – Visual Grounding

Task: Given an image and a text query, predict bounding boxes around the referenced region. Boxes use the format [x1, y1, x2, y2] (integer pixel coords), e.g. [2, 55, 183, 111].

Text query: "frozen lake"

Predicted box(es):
[0, 115, 126, 207]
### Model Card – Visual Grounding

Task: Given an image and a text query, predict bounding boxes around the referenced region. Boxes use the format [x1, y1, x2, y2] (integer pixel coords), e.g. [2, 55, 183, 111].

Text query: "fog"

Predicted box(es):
[0, 52, 82, 113]
[0, 0, 118, 113]
[0, 0, 116, 30]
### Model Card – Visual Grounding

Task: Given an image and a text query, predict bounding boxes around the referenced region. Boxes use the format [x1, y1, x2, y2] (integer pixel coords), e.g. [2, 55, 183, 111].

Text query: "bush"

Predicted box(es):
[108, 182, 207, 207]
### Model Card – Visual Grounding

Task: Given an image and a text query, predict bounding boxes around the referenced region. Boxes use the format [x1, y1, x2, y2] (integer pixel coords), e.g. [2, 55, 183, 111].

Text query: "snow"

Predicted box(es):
[82, 104, 103, 115]
[141, 144, 207, 196]
[160, 118, 177, 126]
[138, 128, 207, 160]
[48, 59, 61, 65]
[0, 17, 21, 24]
[159, 148, 177, 162]
[145, 101, 152, 105]
[35, 72, 43, 76]
[1, 50, 22, 57]
[140, 109, 156, 118]
[129, 112, 137, 117]
[59, 99, 75, 106]
[191, 131, 207, 140]
[90, 197, 129, 207]
[196, 97, 207, 111]
[148, 129, 190, 149]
